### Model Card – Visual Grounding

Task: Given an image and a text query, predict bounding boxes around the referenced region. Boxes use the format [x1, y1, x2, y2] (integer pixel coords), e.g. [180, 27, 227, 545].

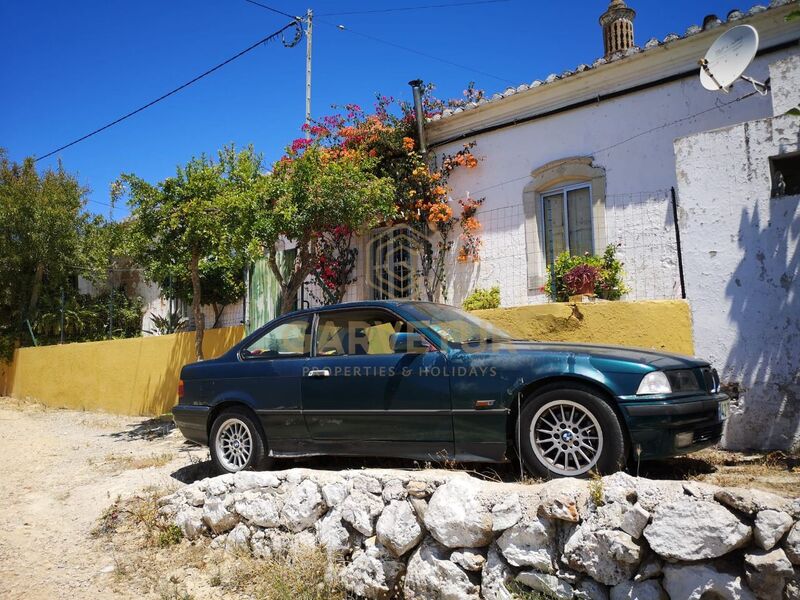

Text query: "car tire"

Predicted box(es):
[209, 407, 272, 474]
[518, 383, 626, 478]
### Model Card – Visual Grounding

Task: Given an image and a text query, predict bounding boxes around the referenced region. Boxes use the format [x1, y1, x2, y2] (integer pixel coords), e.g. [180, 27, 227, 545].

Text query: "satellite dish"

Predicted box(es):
[699, 24, 767, 95]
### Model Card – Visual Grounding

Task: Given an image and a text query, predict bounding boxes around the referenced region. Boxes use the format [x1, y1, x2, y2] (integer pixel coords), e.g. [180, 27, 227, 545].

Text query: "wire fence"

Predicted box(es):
[305, 188, 684, 309]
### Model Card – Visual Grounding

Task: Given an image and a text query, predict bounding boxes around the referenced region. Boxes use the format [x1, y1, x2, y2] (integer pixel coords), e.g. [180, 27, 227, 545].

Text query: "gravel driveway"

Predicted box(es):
[0, 397, 207, 600]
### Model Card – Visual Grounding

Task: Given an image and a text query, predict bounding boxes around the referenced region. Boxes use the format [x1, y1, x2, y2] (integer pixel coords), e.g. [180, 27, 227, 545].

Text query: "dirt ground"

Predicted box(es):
[0, 396, 798, 600]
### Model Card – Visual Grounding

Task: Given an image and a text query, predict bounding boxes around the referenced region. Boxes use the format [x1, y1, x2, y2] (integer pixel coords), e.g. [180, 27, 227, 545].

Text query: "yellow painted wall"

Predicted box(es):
[0, 326, 245, 416]
[0, 300, 693, 417]
[474, 300, 694, 355]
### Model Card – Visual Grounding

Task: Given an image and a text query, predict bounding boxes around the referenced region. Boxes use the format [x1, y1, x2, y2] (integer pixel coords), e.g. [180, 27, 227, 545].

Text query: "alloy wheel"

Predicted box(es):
[530, 399, 604, 476]
[215, 417, 253, 472]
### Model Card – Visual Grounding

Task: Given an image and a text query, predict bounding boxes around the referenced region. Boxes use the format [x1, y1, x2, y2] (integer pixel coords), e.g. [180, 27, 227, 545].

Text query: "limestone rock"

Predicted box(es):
[538, 477, 587, 522]
[225, 522, 251, 553]
[644, 498, 751, 561]
[634, 554, 663, 582]
[232, 470, 280, 491]
[662, 563, 756, 600]
[376, 500, 424, 557]
[785, 570, 800, 600]
[250, 529, 288, 559]
[321, 481, 347, 508]
[174, 506, 204, 540]
[405, 480, 431, 498]
[341, 542, 404, 600]
[424, 478, 493, 548]
[481, 545, 515, 600]
[341, 491, 384, 537]
[715, 488, 790, 516]
[492, 493, 522, 532]
[450, 548, 486, 572]
[575, 578, 610, 600]
[755, 510, 794, 550]
[516, 571, 573, 600]
[745, 548, 794, 600]
[404, 538, 480, 599]
[202, 497, 237, 534]
[496, 517, 556, 572]
[382, 479, 407, 502]
[316, 509, 351, 555]
[233, 490, 281, 528]
[280, 479, 326, 532]
[785, 522, 800, 564]
[350, 475, 383, 495]
[621, 503, 650, 539]
[563, 525, 643, 586]
[610, 579, 668, 600]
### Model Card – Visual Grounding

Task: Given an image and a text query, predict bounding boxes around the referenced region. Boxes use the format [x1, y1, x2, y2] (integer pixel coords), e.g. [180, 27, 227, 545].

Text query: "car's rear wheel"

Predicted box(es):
[518, 384, 626, 478]
[209, 407, 271, 474]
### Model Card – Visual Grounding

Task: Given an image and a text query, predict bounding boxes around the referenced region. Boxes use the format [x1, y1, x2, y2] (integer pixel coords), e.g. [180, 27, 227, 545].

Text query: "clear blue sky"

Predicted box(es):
[1, 0, 738, 216]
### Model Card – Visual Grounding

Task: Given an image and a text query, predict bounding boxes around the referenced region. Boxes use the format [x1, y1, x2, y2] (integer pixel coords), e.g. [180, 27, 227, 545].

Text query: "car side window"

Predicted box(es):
[315, 310, 407, 357]
[241, 317, 312, 359]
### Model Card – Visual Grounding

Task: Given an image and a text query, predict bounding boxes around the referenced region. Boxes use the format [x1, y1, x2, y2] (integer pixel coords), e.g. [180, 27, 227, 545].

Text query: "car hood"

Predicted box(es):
[491, 340, 708, 370]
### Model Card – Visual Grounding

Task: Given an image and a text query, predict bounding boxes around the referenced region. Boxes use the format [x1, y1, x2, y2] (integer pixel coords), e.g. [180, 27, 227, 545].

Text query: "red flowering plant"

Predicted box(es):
[307, 225, 358, 306]
[281, 84, 485, 302]
[563, 264, 601, 296]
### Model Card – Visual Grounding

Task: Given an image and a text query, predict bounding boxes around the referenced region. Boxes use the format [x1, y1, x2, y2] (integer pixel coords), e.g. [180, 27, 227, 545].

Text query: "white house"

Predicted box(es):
[331, 0, 800, 451]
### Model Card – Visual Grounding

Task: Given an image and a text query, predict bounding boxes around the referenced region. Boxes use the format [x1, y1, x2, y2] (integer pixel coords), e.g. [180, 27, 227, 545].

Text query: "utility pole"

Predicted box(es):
[305, 8, 313, 139]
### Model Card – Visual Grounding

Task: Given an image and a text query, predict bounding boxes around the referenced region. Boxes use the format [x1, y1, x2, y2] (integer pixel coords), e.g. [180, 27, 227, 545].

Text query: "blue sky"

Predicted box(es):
[1, 0, 738, 216]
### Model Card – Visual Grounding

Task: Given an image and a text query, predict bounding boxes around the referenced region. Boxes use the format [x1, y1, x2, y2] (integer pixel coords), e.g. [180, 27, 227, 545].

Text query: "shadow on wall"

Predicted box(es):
[724, 195, 800, 451]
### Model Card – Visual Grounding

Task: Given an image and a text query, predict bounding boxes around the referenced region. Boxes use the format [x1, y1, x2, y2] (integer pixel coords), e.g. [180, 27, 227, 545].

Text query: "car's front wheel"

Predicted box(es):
[519, 384, 626, 478]
[209, 407, 271, 474]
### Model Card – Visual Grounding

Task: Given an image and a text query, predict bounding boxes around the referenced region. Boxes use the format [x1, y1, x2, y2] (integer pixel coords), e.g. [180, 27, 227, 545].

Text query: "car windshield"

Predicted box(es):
[406, 303, 515, 345]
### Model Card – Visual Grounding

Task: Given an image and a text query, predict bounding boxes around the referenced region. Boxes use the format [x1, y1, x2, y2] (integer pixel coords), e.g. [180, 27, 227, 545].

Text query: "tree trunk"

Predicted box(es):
[212, 303, 223, 328]
[190, 250, 205, 361]
[27, 262, 45, 323]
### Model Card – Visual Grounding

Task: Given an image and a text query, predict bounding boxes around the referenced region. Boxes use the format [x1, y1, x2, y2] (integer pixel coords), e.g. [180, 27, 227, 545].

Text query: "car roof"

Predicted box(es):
[282, 299, 441, 318]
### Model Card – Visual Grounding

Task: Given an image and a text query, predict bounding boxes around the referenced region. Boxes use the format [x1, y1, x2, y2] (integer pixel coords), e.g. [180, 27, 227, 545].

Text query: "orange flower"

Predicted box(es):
[402, 137, 415, 152]
[465, 155, 479, 168]
[427, 203, 453, 224]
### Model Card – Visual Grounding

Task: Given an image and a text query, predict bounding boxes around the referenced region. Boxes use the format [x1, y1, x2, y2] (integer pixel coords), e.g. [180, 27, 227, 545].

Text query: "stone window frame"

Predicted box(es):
[522, 157, 608, 292]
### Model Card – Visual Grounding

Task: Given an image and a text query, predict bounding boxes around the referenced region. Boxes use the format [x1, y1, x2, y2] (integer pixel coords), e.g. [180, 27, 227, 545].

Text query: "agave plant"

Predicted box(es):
[146, 311, 187, 335]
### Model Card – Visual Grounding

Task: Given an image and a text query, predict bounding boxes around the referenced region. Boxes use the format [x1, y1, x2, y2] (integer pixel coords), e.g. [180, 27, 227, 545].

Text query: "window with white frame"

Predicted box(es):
[522, 157, 607, 292]
[540, 184, 594, 265]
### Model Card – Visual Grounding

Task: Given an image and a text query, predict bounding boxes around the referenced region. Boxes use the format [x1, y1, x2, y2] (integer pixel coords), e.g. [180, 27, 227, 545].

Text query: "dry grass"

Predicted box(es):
[224, 547, 348, 600]
[92, 452, 175, 472]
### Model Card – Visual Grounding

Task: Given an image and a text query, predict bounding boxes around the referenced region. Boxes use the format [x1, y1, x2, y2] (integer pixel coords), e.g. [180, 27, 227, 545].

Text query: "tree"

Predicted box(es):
[254, 145, 396, 314]
[0, 150, 88, 357]
[123, 145, 263, 360]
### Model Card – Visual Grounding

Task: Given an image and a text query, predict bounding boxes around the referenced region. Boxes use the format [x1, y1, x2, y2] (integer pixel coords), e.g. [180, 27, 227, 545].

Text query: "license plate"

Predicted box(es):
[718, 399, 730, 421]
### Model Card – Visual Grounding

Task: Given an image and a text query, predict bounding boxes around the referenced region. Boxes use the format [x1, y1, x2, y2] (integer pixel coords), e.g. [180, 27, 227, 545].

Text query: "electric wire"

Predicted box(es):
[34, 20, 301, 162]
[242, 0, 299, 19]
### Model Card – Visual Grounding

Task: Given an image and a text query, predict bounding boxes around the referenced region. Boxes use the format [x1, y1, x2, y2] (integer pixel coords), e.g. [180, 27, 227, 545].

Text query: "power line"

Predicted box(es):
[242, 0, 299, 20]
[35, 20, 302, 162]
[316, 17, 515, 84]
[317, 0, 511, 17]
[241, 1, 515, 84]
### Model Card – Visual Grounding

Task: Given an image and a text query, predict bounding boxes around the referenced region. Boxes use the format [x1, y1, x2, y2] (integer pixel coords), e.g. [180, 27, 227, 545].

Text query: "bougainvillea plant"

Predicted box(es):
[280, 83, 485, 303]
[457, 195, 484, 263]
[307, 225, 358, 306]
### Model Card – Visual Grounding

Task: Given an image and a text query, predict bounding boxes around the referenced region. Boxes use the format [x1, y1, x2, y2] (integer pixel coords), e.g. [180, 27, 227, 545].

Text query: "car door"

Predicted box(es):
[231, 315, 313, 447]
[301, 307, 453, 446]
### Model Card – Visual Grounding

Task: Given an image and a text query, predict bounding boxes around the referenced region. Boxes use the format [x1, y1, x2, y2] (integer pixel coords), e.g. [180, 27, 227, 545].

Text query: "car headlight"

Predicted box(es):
[637, 371, 672, 395]
[665, 369, 702, 393]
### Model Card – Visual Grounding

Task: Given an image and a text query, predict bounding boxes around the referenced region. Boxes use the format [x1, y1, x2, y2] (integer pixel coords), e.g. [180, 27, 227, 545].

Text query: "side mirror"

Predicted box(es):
[390, 332, 431, 354]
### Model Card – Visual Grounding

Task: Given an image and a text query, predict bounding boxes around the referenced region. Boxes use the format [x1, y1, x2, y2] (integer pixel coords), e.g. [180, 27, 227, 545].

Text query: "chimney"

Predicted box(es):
[600, 0, 636, 58]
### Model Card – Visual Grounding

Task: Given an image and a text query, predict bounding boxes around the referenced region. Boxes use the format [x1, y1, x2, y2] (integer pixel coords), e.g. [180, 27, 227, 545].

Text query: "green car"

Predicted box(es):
[173, 301, 728, 478]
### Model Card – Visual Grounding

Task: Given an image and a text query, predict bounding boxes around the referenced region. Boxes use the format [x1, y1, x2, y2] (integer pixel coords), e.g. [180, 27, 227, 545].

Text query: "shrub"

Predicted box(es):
[462, 286, 501, 311]
[563, 264, 600, 296]
[543, 244, 628, 302]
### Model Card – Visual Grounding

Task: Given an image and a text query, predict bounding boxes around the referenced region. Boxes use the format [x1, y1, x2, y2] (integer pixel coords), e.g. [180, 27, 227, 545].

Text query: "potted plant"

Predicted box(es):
[563, 264, 600, 296]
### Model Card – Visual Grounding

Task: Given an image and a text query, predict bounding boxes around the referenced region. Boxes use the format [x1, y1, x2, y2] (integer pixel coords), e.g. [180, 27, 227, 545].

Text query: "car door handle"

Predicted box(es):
[307, 369, 331, 378]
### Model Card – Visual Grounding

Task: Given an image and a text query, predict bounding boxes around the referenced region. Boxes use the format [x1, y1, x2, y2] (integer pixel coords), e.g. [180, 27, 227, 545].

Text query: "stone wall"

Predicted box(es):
[159, 468, 800, 600]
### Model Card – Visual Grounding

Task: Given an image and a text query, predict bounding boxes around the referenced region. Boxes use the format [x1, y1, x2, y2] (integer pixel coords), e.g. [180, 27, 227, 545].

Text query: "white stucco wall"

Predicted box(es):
[428, 47, 795, 308]
[674, 56, 800, 451]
